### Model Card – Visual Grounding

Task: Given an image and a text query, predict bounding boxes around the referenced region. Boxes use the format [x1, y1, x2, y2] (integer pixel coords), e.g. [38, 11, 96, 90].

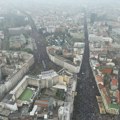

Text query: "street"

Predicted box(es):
[14, 7, 120, 120]
[72, 14, 119, 120]
[23, 11, 61, 72]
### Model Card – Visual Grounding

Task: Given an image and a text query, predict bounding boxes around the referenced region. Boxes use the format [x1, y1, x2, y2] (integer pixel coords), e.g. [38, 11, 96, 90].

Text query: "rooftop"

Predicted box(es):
[0, 51, 33, 83]
[90, 39, 120, 114]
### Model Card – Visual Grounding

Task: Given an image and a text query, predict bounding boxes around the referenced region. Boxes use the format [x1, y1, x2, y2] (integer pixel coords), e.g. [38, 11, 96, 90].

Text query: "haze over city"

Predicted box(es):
[0, 0, 119, 120]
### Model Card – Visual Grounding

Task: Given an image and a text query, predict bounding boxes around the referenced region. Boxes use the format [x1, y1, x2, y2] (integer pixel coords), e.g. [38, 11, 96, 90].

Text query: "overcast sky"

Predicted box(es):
[1, 0, 120, 8]
[3, 0, 120, 4]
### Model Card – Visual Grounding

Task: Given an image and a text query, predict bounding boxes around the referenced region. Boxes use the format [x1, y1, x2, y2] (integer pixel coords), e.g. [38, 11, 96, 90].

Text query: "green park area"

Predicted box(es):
[19, 88, 33, 101]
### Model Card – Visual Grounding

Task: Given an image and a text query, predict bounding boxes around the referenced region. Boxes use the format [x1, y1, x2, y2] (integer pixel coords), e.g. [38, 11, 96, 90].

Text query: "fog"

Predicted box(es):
[1, 0, 120, 6]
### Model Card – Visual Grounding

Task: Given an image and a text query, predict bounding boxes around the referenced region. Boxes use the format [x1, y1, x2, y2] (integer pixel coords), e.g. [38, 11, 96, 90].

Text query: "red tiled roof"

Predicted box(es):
[35, 103, 48, 107]
[96, 64, 100, 67]
[98, 84, 104, 89]
[116, 90, 120, 103]
[96, 75, 103, 83]
[100, 68, 112, 74]
[36, 100, 48, 102]
[101, 87, 111, 104]
[111, 79, 118, 86]
[35, 100, 49, 107]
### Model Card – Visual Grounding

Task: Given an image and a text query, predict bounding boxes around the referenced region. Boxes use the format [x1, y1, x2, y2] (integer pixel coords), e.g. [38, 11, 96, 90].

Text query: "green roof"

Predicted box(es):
[109, 104, 119, 110]
[19, 88, 33, 101]
[97, 65, 113, 70]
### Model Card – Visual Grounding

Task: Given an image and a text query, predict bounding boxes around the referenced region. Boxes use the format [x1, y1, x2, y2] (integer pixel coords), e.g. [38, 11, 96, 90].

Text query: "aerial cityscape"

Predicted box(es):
[0, 0, 120, 120]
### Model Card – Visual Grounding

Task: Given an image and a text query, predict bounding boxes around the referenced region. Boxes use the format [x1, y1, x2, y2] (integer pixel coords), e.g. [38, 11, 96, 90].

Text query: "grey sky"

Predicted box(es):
[1, 0, 120, 8]
[3, 0, 119, 4]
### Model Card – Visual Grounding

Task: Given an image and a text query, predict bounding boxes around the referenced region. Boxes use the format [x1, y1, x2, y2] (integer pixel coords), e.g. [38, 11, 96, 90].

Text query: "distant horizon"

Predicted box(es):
[1, 0, 120, 11]
[2, 0, 120, 5]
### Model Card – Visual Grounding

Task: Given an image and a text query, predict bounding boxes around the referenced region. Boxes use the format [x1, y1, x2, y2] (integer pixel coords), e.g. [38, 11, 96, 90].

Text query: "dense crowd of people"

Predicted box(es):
[72, 16, 119, 120]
